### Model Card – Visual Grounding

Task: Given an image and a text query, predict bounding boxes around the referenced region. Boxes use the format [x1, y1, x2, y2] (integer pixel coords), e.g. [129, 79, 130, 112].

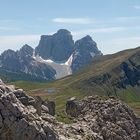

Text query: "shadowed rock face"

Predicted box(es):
[35, 30, 102, 72]
[0, 49, 21, 71]
[35, 29, 75, 62]
[66, 97, 82, 117]
[118, 51, 140, 87]
[84, 50, 140, 93]
[0, 45, 56, 81]
[71, 35, 102, 72]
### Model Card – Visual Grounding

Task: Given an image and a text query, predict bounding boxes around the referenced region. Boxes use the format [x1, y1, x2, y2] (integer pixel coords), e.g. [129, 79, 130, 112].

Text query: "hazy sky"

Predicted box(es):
[0, 0, 140, 54]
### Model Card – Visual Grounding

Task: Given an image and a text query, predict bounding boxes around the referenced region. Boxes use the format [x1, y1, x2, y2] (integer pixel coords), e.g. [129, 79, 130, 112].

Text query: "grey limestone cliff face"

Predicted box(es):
[17, 44, 34, 59]
[71, 35, 102, 72]
[35, 31, 102, 72]
[35, 29, 75, 62]
[0, 49, 21, 71]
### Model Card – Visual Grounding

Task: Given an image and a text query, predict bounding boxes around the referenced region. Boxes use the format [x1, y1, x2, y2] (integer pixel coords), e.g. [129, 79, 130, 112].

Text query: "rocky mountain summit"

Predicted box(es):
[0, 45, 56, 81]
[72, 35, 102, 72]
[0, 80, 140, 140]
[0, 29, 102, 81]
[35, 29, 75, 62]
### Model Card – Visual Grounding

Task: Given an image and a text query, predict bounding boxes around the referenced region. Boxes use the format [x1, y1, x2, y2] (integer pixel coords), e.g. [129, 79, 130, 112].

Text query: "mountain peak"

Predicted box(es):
[20, 44, 33, 51]
[76, 35, 95, 45]
[35, 29, 74, 61]
[18, 44, 34, 58]
[40, 35, 52, 39]
[22, 44, 32, 48]
[83, 35, 93, 40]
[56, 29, 71, 35]
[71, 35, 102, 72]
[1, 49, 16, 57]
[75, 35, 98, 51]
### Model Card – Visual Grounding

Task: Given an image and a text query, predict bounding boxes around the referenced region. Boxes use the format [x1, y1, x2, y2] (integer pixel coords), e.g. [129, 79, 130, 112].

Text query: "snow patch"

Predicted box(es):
[32, 52, 73, 79]
[64, 54, 73, 66]
[24, 66, 29, 73]
[90, 52, 95, 58]
[0, 61, 2, 68]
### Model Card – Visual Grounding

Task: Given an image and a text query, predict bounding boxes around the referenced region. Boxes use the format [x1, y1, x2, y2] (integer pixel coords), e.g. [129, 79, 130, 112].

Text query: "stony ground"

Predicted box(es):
[0, 79, 140, 140]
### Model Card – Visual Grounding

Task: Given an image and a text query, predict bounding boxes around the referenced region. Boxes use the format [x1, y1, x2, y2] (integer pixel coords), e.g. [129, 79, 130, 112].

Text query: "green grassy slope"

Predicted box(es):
[0, 69, 49, 82]
[11, 47, 140, 119]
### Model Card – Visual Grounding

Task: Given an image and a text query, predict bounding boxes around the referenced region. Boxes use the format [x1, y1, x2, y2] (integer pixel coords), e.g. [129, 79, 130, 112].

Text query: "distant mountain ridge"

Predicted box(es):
[0, 44, 56, 81]
[48, 46, 140, 101]
[0, 29, 102, 81]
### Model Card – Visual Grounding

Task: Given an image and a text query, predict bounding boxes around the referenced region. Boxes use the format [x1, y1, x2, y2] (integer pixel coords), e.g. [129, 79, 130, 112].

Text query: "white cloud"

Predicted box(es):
[116, 16, 140, 21]
[0, 26, 21, 31]
[52, 18, 95, 24]
[100, 36, 140, 54]
[0, 35, 40, 53]
[72, 27, 125, 38]
[133, 5, 140, 9]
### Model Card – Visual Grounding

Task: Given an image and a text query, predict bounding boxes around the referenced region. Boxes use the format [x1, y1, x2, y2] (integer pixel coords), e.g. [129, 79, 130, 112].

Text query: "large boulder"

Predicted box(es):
[13, 89, 35, 106]
[66, 97, 82, 117]
[43, 100, 55, 116]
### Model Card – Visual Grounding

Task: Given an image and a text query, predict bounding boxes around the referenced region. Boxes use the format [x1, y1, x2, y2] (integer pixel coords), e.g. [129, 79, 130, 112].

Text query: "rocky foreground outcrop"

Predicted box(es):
[0, 80, 140, 140]
[66, 96, 140, 140]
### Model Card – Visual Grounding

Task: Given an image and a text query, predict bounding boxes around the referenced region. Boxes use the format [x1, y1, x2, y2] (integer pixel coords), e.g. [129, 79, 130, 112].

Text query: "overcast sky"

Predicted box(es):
[0, 0, 140, 54]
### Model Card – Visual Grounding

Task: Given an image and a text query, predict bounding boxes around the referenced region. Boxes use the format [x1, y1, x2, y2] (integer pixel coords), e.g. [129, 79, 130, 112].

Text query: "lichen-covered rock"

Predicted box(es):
[65, 96, 140, 140]
[0, 80, 59, 140]
[13, 89, 35, 106]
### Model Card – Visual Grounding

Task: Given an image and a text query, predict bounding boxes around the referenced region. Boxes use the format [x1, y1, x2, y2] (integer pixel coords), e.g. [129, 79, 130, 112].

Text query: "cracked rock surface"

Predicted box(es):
[0, 79, 140, 140]
[65, 96, 140, 140]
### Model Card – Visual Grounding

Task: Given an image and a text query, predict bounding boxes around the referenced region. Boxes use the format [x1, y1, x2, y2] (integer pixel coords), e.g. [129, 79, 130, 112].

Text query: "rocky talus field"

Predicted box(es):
[0, 79, 140, 140]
